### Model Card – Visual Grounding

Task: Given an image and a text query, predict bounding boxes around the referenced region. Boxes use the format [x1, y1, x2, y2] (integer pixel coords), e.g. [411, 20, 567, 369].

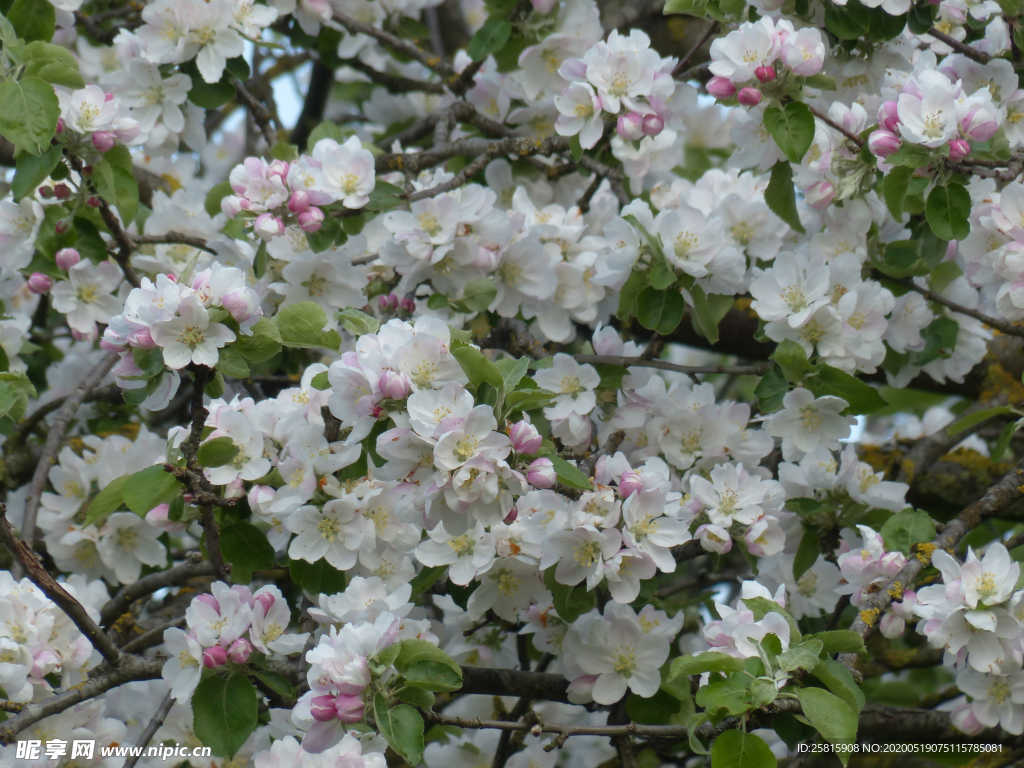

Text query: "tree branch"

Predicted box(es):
[926, 27, 991, 63]
[329, 13, 455, 81]
[132, 233, 217, 254]
[897, 278, 1024, 337]
[100, 551, 215, 627]
[123, 693, 175, 768]
[575, 355, 770, 377]
[20, 352, 119, 548]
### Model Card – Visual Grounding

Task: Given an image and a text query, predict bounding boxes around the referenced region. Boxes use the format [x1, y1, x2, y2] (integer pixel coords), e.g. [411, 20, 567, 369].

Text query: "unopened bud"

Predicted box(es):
[53, 184, 71, 200]
[55, 248, 81, 270]
[287, 190, 310, 214]
[508, 420, 543, 454]
[400, 297, 416, 313]
[381, 370, 411, 400]
[706, 76, 737, 99]
[298, 207, 325, 233]
[755, 65, 776, 83]
[38, 186, 54, 199]
[737, 87, 762, 107]
[311, 694, 338, 722]
[948, 138, 971, 162]
[254, 591, 276, 615]
[641, 114, 664, 137]
[91, 131, 116, 153]
[527, 457, 556, 489]
[616, 112, 645, 141]
[27, 273, 52, 295]
[227, 637, 253, 665]
[618, 471, 643, 498]
[334, 693, 365, 723]
[203, 645, 228, 669]
[87, 197, 101, 208]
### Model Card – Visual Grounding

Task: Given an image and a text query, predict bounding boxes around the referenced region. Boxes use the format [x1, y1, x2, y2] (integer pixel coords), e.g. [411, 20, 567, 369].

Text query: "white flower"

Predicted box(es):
[57, 84, 120, 133]
[150, 294, 236, 369]
[897, 71, 961, 148]
[0, 198, 43, 270]
[656, 203, 721, 277]
[466, 558, 549, 622]
[50, 261, 124, 335]
[185, 581, 253, 646]
[554, 83, 604, 149]
[414, 522, 496, 586]
[689, 462, 770, 527]
[310, 136, 377, 209]
[534, 354, 600, 420]
[575, 617, 669, 704]
[766, 388, 854, 462]
[709, 17, 779, 83]
[287, 499, 367, 571]
[189, 0, 246, 83]
[749, 251, 831, 328]
[541, 527, 622, 590]
[961, 543, 1019, 609]
[956, 668, 1024, 735]
[161, 627, 203, 702]
[621, 490, 691, 572]
[97, 513, 166, 584]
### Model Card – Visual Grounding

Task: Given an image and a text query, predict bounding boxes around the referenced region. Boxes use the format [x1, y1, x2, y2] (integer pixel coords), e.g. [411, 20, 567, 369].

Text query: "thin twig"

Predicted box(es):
[120, 617, 188, 654]
[809, 106, 864, 146]
[575, 355, 770, 377]
[926, 27, 991, 63]
[330, 13, 455, 81]
[344, 58, 445, 95]
[671, 21, 719, 78]
[20, 352, 119, 548]
[132, 233, 217, 254]
[123, 693, 175, 768]
[100, 551, 214, 627]
[897, 279, 1024, 337]
[235, 78, 279, 148]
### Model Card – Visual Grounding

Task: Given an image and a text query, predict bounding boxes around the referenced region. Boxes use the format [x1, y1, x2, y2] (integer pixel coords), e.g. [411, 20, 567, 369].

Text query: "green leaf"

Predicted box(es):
[636, 286, 685, 334]
[695, 676, 754, 717]
[805, 364, 886, 415]
[773, 339, 813, 383]
[880, 508, 935, 556]
[916, 316, 959, 366]
[232, 317, 282, 363]
[792, 527, 820, 582]
[668, 652, 746, 681]
[205, 181, 233, 218]
[276, 302, 339, 350]
[796, 687, 858, 762]
[395, 686, 436, 709]
[187, 67, 236, 109]
[626, 689, 683, 725]
[616, 269, 649, 321]
[992, 419, 1019, 462]
[763, 103, 815, 164]
[19, 41, 84, 88]
[775, 639, 823, 673]
[504, 388, 556, 414]
[879, 166, 914, 220]
[122, 465, 181, 516]
[11, 144, 60, 200]
[886, 143, 932, 168]
[111, 165, 139, 225]
[373, 693, 424, 766]
[404, 659, 464, 692]
[824, 0, 870, 39]
[217, 346, 250, 378]
[311, 371, 330, 391]
[548, 456, 592, 491]
[305, 216, 342, 253]
[452, 345, 503, 389]
[249, 670, 295, 699]
[467, 17, 512, 61]
[711, 730, 777, 768]
[544, 566, 596, 622]
[307, 120, 347, 148]
[803, 73, 837, 91]
[7, 0, 53, 42]
[393, 638, 461, 675]
[0, 77, 59, 156]
[688, 284, 723, 344]
[457, 277, 497, 312]
[83, 475, 129, 527]
[409, 564, 446, 598]
[337, 308, 380, 336]
[569, 134, 583, 162]
[946, 405, 1015, 437]
[365, 181, 405, 211]
[805, 630, 866, 655]
[197, 436, 240, 468]
[811, 659, 865, 715]
[221, 521, 275, 571]
[289, 557, 346, 595]
[649, 259, 676, 291]
[495, 357, 530, 393]
[765, 161, 805, 235]
[270, 141, 299, 162]
[754, 366, 789, 413]
[926, 183, 971, 242]
[192, 675, 258, 759]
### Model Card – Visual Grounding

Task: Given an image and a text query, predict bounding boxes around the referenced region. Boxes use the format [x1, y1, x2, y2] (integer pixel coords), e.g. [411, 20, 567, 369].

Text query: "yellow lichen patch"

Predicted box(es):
[734, 296, 756, 318]
[899, 457, 916, 482]
[914, 542, 938, 564]
[980, 363, 1024, 406]
[887, 582, 904, 600]
[859, 444, 901, 476]
[859, 608, 880, 627]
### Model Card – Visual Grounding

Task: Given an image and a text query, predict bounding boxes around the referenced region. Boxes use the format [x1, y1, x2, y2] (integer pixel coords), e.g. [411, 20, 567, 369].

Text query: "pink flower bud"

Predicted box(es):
[254, 591, 276, 615]
[878, 101, 900, 132]
[53, 183, 71, 200]
[311, 695, 338, 722]
[334, 694, 365, 723]
[527, 457, 556, 488]
[618, 471, 643, 498]
[87, 197, 101, 208]
[132, 326, 157, 349]
[503, 507, 518, 524]
[203, 645, 228, 669]
[288, 190, 310, 214]
[868, 129, 902, 158]
[91, 131, 116, 153]
[616, 112, 645, 141]
[298, 207, 324, 233]
[400, 297, 416, 313]
[379, 293, 398, 311]
[56, 117, 65, 134]
[508, 420, 543, 454]
[267, 159, 290, 182]
[221, 195, 246, 218]
[706, 76, 737, 99]
[221, 289, 259, 324]
[531, 0, 557, 12]
[805, 180, 836, 210]
[55, 219, 71, 234]
[227, 638, 253, 665]
[737, 87, 762, 107]
[27, 273, 52, 294]
[641, 114, 664, 137]
[755, 65, 776, 83]
[104, 91, 115, 102]
[55, 248, 81, 270]
[381, 370, 411, 400]
[948, 139, 971, 161]
[38, 186, 54, 199]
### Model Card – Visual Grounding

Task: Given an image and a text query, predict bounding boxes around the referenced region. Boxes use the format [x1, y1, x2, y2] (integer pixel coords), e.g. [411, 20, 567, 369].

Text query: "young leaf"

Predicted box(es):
[548, 456, 592, 491]
[805, 364, 886, 415]
[197, 436, 240, 468]
[764, 160, 805, 234]
[811, 658, 865, 715]
[710, 730, 777, 768]
[467, 17, 512, 61]
[879, 165, 914, 220]
[192, 675, 258, 759]
[337, 308, 381, 336]
[762, 103, 815, 163]
[668, 652, 746, 680]
[880, 508, 935, 556]
[804, 630, 865, 655]
[221, 521, 276, 570]
[83, 475, 129, 527]
[122, 465, 181, 516]
[0, 77, 59, 156]
[926, 183, 971, 242]
[945, 405, 1014, 437]
[403, 659, 464, 692]
[276, 302, 339, 350]
[796, 687, 858, 763]
[373, 693, 424, 766]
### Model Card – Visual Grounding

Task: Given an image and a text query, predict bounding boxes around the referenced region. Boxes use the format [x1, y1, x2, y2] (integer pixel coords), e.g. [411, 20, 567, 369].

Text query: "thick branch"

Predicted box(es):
[20, 352, 119, 547]
[100, 552, 215, 627]
[575, 355, 770, 377]
[330, 13, 455, 81]
[0, 505, 123, 665]
[459, 665, 570, 702]
[291, 60, 335, 150]
[926, 27, 991, 63]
